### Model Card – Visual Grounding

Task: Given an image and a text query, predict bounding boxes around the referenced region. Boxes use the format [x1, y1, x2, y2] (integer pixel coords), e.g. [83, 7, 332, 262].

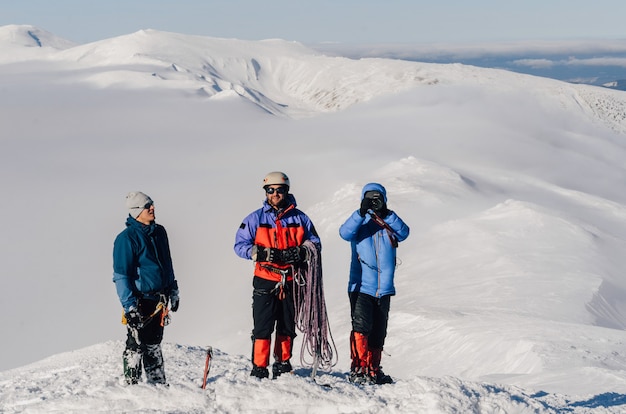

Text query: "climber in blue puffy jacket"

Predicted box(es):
[339, 183, 409, 385]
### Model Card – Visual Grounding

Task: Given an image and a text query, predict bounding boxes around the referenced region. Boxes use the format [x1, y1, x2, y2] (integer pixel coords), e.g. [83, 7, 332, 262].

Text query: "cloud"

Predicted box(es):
[565, 56, 626, 68]
[313, 39, 626, 61]
[512, 58, 555, 69]
[513, 56, 626, 70]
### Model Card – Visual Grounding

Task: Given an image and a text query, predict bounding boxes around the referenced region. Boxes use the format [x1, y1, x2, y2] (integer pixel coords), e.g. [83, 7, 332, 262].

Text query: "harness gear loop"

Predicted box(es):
[274, 269, 289, 300]
[140, 294, 170, 327]
[160, 303, 170, 327]
[120, 293, 171, 335]
[260, 264, 293, 300]
[277, 271, 286, 300]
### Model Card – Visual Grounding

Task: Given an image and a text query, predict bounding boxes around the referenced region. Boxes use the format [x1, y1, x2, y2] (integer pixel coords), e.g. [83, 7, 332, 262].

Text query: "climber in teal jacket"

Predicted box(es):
[112, 191, 179, 386]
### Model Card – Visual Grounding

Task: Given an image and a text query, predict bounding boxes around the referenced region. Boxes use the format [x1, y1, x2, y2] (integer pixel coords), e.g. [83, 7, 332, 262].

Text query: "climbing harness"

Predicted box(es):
[121, 294, 171, 329]
[260, 264, 292, 300]
[143, 294, 171, 327]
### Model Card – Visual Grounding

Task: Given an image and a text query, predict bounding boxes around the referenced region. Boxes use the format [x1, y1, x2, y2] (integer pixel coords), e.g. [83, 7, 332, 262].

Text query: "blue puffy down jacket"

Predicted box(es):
[339, 183, 409, 298]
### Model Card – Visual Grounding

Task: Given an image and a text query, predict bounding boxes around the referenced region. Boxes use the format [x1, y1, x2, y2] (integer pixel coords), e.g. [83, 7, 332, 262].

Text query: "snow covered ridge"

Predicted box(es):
[1, 341, 625, 414]
[0, 24, 76, 51]
[2, 24, 626, 128]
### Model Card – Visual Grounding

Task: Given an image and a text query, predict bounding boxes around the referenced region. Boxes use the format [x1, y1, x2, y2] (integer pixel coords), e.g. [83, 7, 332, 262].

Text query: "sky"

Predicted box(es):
[2, 0, 626, 45]
[2, 27, 626, 413]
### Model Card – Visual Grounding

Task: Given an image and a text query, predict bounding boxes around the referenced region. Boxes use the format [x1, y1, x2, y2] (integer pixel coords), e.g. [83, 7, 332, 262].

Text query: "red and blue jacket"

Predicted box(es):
[234, 194, 321, 282]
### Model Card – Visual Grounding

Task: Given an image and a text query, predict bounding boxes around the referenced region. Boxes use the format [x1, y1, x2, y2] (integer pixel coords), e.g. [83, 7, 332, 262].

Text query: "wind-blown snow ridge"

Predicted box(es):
[1, 341, 625, 414]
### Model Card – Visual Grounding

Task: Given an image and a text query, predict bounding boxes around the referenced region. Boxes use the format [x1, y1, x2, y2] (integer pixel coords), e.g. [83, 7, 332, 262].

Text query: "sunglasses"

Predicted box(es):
[138, 202, 154, 209]
[265, 186, 287, 195]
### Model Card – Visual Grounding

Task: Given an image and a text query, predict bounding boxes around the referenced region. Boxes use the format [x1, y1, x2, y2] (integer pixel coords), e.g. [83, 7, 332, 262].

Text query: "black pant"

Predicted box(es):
[123, 298, 166, 384]
[127, 299, 164, 346]
[252, 276, 296, 340]
[349, 291, 390, 349]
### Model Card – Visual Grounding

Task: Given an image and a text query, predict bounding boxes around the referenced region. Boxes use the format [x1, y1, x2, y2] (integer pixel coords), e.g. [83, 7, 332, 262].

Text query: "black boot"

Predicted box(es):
[349, 366, 373, 384]
[123, 348, 142, 385]
[143, 344, 167, 385]
[272, 360, 292, 379]
[371, 368, 393, 384]
[250, 365, 269, 379]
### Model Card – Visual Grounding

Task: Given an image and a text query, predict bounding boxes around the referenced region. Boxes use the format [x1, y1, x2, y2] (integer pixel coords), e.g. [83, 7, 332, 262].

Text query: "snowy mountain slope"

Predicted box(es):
[0, 25, 76, 62]
[52, 29, 443, 117]
[1, 341, 624, 414]
[307, 156, 626, 397]
[2, 25, 626, 413]
[0, 24, 76, 50]
[2, 24, 626, 131]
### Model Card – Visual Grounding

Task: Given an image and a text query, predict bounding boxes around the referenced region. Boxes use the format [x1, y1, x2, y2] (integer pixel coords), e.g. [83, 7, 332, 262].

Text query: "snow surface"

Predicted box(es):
[2, 25, 626, 413]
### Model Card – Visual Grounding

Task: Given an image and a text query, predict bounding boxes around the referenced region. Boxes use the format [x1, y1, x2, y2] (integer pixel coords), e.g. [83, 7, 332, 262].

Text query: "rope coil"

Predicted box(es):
[292, 240, 338, 371]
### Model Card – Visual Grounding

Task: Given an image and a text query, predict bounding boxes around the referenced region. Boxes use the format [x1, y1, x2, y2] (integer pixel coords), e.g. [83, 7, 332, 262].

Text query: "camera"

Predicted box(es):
[369, 196, 383, 211]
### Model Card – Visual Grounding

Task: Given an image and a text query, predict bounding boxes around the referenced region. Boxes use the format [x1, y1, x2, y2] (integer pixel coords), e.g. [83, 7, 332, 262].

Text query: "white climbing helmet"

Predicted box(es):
[262, 171, 290, 188]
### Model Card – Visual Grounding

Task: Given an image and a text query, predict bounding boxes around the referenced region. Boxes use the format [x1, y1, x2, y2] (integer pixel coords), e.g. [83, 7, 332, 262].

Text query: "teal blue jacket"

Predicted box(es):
[113, 216, 178, 311]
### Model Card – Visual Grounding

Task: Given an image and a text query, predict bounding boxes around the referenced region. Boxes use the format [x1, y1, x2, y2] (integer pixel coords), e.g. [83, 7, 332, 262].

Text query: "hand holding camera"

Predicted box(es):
[359, 198, 370, 217]
[362, 191, 389, 218]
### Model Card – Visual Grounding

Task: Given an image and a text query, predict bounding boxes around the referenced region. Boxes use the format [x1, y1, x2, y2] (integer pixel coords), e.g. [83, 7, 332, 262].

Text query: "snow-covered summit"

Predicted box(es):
[1, 341, 623, 413]
[0, 24, 76, 49]
[3, 25, 626, 128]
[46, 28, 441, 117]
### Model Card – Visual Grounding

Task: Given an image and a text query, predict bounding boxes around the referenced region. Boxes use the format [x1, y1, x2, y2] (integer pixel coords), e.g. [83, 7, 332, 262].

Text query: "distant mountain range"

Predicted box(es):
[313, 41, 626, 91]
[2, 23, 624, 92]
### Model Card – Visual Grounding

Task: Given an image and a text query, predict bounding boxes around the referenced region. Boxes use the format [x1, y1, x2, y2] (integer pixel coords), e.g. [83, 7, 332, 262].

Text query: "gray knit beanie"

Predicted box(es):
[125, 191, 153, 219]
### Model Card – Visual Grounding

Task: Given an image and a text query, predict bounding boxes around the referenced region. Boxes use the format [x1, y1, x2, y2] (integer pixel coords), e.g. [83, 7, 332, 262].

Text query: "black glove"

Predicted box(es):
[359, 198, 371, 217]
[125, 308, 143, 329]
[282, 246, 308, 264]
[254, 246, 280, 263]
[170, 290, 180, 312]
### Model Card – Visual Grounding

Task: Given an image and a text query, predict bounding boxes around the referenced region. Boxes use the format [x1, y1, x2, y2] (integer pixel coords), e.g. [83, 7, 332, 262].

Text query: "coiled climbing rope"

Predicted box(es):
[292, 240, 338, 372]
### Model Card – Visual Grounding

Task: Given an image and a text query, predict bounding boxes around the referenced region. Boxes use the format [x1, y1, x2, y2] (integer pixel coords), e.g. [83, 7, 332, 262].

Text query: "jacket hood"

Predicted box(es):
[361, 183, 387, 203]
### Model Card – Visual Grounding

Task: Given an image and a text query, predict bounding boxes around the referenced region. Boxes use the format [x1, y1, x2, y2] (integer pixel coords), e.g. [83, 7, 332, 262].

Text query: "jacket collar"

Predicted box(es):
[126, 215, 156, 235]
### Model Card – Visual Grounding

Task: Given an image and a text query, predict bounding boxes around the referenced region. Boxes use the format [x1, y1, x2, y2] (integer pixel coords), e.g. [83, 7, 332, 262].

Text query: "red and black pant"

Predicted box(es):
[251, 276, 296, 368]
[349, 291, 391, 372]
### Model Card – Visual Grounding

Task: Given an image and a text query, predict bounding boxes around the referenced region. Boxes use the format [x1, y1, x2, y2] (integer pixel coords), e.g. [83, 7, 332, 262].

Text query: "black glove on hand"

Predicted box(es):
[170, 290, 180, 312]
[254, 246, 280, 263]
[359, 198, 371, 217]
[282, 246, 308, 264]
[125, 308, 143, 329]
